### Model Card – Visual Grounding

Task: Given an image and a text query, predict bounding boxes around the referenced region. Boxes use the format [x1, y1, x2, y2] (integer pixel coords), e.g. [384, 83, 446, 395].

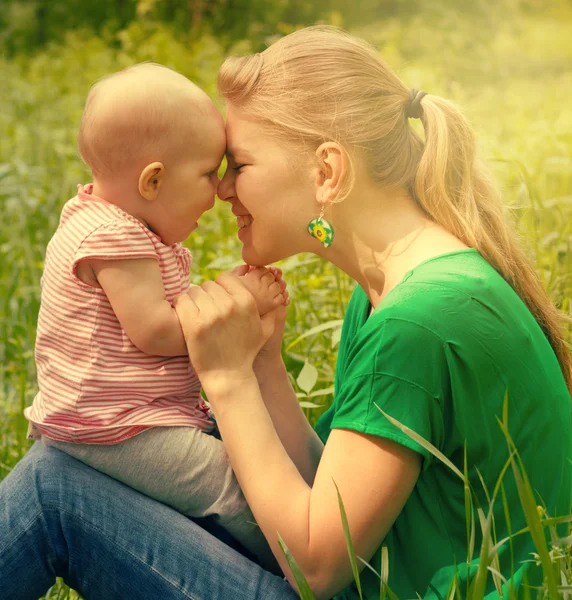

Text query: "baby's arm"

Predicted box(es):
[86, 257, 187, 356]
[236, 267, 287, 316]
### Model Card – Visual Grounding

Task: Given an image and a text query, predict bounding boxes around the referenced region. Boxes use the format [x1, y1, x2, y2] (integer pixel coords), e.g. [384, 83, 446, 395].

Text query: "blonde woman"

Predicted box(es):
[1, 26, 570, 600]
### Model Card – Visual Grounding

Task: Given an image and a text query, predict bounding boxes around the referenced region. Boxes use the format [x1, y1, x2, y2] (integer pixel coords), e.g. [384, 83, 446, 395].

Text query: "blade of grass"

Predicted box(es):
[489, 551, 504, 597]
[520, 570, 532, 600]
[544, 515, 572, 528]
[511, 457, 560, 597]
[277, 533, 317, 600]
[473, 466, 502, 596]
[375, 405, 464, 481]
[486, 566, 510, 589]
[560, 571, 571, 600]
[490, 523, 533, 556]
[286, 320, 344, 351]
[497, 415, 561, 598]
[356, 556, 381, 579]
[355, 554, 400, 600]
[380, 544, 391, 600]
[554, 535, 572, 545]
[500, 482, 516, 599]
[463, 445, 476, 597]
[446, 577, 459, 600]
[467, 507, 493, 600]
[333, 479, 363, 600]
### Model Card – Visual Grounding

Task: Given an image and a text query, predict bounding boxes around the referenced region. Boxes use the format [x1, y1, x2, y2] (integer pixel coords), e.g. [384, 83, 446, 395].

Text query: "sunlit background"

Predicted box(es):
[1, 2, 571, 595]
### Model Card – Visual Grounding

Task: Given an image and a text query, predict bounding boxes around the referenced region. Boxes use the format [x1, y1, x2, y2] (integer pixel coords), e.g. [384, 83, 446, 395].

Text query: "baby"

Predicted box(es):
[24, 64, 284, 571]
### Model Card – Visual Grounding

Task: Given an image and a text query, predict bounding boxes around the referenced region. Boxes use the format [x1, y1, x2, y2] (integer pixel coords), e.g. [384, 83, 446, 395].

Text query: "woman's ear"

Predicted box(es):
[139, 162, 165, 201]
[315, 142, 348, 205]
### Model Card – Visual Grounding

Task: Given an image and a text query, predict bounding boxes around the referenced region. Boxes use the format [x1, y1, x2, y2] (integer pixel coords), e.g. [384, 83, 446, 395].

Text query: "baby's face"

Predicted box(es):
[151, 109, 226, 245]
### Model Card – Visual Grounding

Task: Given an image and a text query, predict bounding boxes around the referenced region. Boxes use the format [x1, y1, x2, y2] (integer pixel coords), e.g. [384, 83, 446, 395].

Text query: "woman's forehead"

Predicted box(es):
[227, 112, 281, 156]
[224, 112, 256, 156]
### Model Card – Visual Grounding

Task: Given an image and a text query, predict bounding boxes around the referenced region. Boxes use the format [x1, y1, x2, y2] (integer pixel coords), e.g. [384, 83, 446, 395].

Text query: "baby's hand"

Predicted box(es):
[236, 266, 287, 316]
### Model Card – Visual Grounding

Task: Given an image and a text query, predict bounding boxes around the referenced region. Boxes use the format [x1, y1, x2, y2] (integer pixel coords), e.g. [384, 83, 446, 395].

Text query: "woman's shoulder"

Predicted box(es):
[387, 248, 503, 300]
[344, 248, 545, 364]
[373, 250, 521, 327]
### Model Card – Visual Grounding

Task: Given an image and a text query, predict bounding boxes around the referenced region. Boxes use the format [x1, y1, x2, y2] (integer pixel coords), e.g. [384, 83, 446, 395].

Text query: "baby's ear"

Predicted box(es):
[139, 162, 165, 201]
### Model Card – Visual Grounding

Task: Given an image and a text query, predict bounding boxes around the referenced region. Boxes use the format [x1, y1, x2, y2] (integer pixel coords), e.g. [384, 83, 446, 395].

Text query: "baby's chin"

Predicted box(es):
[158, 225, 196, 246]
[160, 233, 186, 246]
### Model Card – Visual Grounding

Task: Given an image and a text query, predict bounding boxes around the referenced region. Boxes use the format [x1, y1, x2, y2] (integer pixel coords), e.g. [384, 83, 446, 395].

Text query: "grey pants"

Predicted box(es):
[42, 426, 278, 572]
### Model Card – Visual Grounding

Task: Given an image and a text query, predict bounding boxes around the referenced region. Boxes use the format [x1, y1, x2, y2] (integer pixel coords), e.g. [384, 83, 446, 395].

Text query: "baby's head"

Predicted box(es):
[79, 63, 225, 245]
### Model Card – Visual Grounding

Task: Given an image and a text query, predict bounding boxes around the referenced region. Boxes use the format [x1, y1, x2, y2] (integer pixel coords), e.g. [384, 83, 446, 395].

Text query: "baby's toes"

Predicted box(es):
[246, 267, 269, 281]
[268, 266, 283, 281]
[260, 271, 277, 287]
[268, 281, 281, 296]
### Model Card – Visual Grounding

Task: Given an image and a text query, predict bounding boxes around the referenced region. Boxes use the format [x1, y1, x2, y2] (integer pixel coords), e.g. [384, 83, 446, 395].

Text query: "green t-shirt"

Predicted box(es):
[315, 249, 571, 600]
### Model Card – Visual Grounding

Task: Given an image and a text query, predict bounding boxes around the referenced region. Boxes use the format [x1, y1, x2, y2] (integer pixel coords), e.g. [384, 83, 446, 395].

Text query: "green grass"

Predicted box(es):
[1, 6, 571, 599]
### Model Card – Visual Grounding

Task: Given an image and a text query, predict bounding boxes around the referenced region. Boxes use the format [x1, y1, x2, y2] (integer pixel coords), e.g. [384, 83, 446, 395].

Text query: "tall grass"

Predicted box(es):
[1, 7, 571, 599]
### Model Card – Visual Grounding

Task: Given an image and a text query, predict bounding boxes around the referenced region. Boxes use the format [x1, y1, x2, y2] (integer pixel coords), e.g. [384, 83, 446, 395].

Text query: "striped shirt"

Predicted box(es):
[24, 184, 214, 444]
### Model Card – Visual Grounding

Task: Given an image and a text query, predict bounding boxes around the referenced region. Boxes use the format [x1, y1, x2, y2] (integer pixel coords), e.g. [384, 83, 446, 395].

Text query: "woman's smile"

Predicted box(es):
[236, 214, 253, 229]
[231, 205, 254, 233]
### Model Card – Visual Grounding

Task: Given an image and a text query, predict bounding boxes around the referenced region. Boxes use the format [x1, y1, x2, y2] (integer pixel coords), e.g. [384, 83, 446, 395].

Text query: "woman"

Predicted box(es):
[1, 26, 570, 600]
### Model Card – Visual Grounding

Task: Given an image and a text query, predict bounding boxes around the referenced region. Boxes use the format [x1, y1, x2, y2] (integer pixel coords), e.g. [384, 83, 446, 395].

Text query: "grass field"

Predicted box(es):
[1, 7, 571, 599]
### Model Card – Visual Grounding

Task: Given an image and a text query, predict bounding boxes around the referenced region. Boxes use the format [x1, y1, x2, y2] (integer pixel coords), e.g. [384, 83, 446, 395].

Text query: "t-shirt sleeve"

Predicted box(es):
[329, 318, 447, 469]
[71, 219, 159, 278]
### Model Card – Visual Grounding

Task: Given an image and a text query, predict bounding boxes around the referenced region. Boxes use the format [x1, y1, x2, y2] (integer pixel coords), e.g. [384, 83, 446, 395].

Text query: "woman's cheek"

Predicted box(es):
[235, 177, 251, 206]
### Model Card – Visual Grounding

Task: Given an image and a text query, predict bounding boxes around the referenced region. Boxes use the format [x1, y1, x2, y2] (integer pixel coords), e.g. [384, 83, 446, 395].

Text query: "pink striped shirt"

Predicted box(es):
[25, 184, 214, 444]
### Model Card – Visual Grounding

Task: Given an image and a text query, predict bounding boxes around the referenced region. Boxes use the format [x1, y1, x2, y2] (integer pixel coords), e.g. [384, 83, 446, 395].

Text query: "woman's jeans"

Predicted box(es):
[0, 443, 300, 600]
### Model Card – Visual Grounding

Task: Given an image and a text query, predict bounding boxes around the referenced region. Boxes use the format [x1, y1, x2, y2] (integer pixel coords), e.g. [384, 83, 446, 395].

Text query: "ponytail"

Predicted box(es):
[414, 95, 572, 393]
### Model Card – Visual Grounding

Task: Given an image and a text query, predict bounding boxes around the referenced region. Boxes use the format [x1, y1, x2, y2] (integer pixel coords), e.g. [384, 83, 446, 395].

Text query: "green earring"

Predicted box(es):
[307, 206, 335, 248]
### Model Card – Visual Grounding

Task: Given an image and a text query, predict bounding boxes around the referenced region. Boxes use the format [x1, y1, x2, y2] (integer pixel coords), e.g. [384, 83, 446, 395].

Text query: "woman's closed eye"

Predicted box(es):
[233, 164, 246, 172]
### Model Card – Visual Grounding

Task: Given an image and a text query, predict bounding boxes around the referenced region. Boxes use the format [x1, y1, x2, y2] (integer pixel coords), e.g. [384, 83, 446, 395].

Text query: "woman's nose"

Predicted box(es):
[217, 169, 235, 202]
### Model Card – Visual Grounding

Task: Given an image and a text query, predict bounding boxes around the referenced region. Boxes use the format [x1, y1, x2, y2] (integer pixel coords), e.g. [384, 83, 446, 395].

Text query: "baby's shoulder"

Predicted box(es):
[60, 196, 151, 239]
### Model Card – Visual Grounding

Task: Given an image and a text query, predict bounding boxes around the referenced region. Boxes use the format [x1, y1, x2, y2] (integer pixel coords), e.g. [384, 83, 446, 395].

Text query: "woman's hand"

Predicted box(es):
[174, 272, 277, 391]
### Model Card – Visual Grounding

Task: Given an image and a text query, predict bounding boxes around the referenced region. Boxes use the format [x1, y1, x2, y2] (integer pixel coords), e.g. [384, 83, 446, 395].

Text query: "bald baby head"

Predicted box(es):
[78, 64, 219, 177]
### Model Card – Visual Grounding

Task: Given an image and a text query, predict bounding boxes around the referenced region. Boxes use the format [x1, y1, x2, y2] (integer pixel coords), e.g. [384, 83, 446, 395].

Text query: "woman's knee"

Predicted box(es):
[4, 442, 108, 517]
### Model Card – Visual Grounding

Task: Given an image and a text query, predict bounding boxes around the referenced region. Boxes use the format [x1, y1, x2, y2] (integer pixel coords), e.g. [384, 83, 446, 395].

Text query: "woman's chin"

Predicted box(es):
[237, 221, 253, 243]
[241, 245, 265, 267]
[241, 239, 278, 267]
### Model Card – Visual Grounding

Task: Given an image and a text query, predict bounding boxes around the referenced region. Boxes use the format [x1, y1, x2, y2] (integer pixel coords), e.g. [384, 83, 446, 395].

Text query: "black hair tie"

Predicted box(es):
[406, 89, 427, 119]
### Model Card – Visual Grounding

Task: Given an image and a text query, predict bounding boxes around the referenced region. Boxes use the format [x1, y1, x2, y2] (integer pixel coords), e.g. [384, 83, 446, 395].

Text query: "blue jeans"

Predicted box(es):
[0, 443, 300, 600]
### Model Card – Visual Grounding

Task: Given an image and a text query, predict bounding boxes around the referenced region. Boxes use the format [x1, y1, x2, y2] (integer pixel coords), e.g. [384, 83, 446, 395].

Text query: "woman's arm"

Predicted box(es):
[175, 275, 421, 599]
[205, 373, 420, 599]
[253, 350, 324, 487]
[237, 264, 324, 485]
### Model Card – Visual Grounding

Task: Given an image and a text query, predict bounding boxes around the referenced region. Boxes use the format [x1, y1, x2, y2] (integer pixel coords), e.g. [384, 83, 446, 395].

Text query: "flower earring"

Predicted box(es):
[307, 201, 335, 248]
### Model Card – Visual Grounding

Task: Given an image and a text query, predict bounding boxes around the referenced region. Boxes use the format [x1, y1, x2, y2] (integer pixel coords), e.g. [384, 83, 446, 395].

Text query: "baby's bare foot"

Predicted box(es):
[240, 267, 284, 315]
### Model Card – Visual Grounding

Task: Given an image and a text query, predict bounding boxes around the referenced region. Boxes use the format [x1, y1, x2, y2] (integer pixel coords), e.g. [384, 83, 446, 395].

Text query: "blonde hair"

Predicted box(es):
[218, 25, 572, 393]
